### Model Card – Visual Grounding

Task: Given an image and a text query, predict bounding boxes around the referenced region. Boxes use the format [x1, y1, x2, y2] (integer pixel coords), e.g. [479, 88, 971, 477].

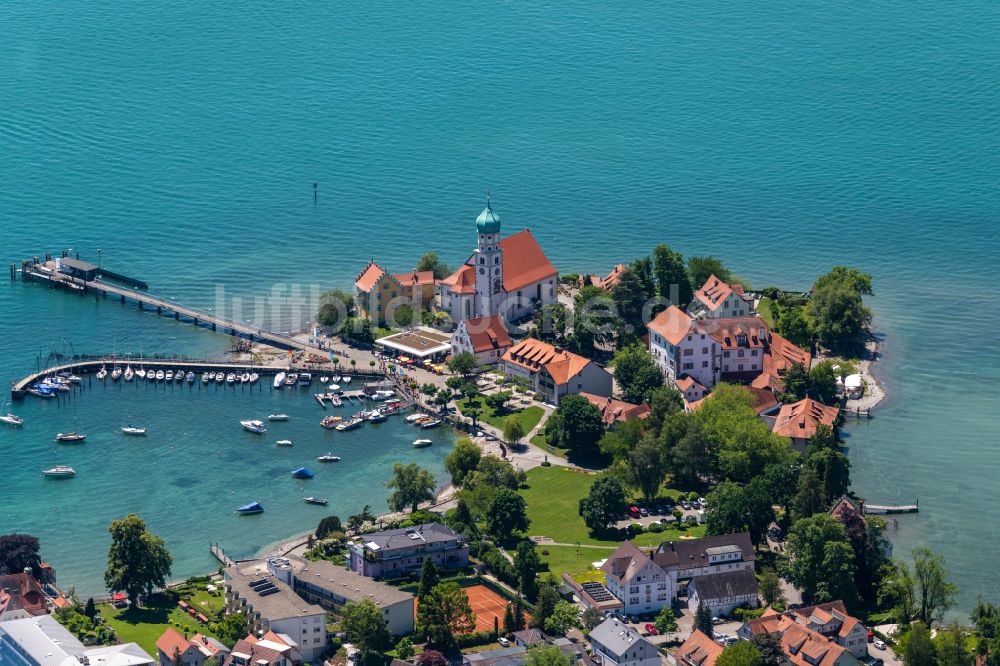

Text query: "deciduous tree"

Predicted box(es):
[525, 645, 573, 666]
[717, 642, 762, 666]
[486, 489, 529, 541]
[445, 438, 482, 486]
[415, 251, 454, 280]
[654, 607, 678, 634]
[783, 514, 857, 605]
[905, 622, 935, 666]
[0, 534, 41, 576]
[104, 514, 172, 606]
[386, 463, 437, 513]
[341, 599, 392, 664]
[544, 601, 580, 636]
[653, 244, 692, 306]
[626, 436, 668, 501]
[579, 475, 629, 533]
[546, 395, 605, 461]
[612, 344, 664, 404]
[514, 541, 541, 600]
[913, 547, 958, 625]
[417, 582, 476, 651]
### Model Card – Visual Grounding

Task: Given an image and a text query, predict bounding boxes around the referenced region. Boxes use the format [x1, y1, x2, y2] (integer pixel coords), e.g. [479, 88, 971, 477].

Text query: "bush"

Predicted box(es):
[648, 522, 664, 533]
[540, 460, 552, 467]
[627, 523, 644, 536]
[456, 630, 498, 649]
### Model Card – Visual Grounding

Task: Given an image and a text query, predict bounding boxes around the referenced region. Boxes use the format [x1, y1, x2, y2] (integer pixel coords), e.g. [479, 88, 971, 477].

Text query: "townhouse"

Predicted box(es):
[499, 338, 612, 405]
[346, 522, 468, 579]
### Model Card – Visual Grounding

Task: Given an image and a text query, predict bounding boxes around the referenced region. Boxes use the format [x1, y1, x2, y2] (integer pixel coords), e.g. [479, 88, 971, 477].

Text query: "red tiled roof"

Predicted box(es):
[0, 573, 47, 617]
[647, 305, 694, 346]
[695, 275, 738, 312]
[500, 337, 593, 385]
[498, 229, 557, 292]
[772, 398, 839, 439]
[699, 317, 768, 349]
[392, 271, 435, 286]
[355, 261, 386, 292]
[586, 264, 626, 290]
[579, 392, 651, 426]
[446, 264, 477, 295]
[462, 315, 512, 354]
[676, 630, 725, 666]
[156, 627, 192, 658]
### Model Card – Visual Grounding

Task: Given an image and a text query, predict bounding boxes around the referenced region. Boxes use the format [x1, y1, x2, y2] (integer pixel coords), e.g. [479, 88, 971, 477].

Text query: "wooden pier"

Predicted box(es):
[209, 542, 234, 567]
[864, 501, 919, 515]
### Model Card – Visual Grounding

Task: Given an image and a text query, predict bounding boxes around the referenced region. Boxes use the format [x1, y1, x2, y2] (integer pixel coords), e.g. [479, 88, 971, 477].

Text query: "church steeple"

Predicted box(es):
[476, 194, 501, 234]
[473, 196, 504, 317]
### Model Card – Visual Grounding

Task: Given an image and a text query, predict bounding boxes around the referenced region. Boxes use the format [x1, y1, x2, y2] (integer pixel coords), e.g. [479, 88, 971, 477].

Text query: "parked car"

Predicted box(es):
[873, 639, 886, 651]
[698, 497, 706, 505]
[498, 637, 510, 647]
[628, 506, 641, 518]
[639, 507, 649, 517]
[681, 500, 691, 510]
[866, 658, 884, 666]
[691, 500, 702, 509]
[644, 624, 659, 636]
[712, 617, 725, 625]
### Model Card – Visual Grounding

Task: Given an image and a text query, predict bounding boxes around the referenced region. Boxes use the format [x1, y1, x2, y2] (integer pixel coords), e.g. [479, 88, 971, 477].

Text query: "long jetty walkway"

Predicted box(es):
[864, 502, 919, 515]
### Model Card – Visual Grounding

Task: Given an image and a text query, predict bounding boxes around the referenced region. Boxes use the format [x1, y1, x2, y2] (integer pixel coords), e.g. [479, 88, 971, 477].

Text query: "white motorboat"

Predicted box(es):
[42, 466, 76, 478]
[164, 370, 174, 381]
[371, 390, 395, 401]
[124, 366, 134, 382]
[303, 497, 329, 505]
[249, 373, 259, 383]
[175, 370, 185, 382]
[273, 372, 286, 389]
[96, 366, 108, 380]
[215, 372, 225, 383]
[226, 373, 236, 384]
[1, 413, 24, 427]
[267, 413, 290, 421]
[413, 439, 433, 448]
[276, 439, 293, 447]
[329, 394, 342, 407]
[60, 373, 82, 383]
[317, 453, 341, 462]
[201, 372, 211, 383]
[136, 367, 146, 379]
[186, 372, 196, 383]
[122, 426, 147, 435]
[367, 410, 387, 423]
[328, 384, 340, 391]
[406, 413, 430, 423]
[240, 419, 267, 434]
[420, 419, 443, 430]
[284, 373, 298, 386]
[111, 366, 123, 381]
[56, 432, 87, 442]
[319, 376, 329, 383]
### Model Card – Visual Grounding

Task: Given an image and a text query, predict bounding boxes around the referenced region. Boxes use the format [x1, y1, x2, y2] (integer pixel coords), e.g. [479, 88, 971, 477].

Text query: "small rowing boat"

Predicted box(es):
[303, 497, 328, 505]
[413, 439, 433, 448]
[268, 413, 290, 421]
[317, 453, 341, 462]
[122, 426, 147, 436]
[276, 439, 293, 447]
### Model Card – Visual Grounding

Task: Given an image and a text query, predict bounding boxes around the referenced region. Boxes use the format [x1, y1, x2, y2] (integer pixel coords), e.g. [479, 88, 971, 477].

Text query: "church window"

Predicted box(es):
[479, 257, 485, 265]
[494, 268, 500, 275]
[479, 268, 485, 275]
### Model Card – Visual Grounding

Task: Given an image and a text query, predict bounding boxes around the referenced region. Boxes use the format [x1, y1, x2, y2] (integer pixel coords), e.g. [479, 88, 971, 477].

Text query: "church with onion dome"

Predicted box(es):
[439, 199, 559, 324]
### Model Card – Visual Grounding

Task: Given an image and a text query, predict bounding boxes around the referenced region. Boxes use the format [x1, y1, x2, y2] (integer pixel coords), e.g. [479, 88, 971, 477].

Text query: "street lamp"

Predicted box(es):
[97, 249, 102, 268]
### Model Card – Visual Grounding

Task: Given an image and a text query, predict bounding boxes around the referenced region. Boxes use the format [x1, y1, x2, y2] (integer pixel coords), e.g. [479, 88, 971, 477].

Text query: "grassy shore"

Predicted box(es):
[99, 587, 224, 656]
[457, 398, 544, 433]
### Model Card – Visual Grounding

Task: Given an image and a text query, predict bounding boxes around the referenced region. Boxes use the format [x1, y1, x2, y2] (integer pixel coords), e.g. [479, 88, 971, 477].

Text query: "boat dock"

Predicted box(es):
[209, 542, 234, 567]
[864, 501, 919, 515]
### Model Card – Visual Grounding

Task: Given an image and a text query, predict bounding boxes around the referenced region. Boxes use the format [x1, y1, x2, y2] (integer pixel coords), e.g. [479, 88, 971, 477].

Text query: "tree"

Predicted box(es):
[813, 266, 874, 296]
[653, 244, 692, 306]
[905, 622, 935, 666]
[841, 513, 890, 607]
[417, 582, 476, 650]
[416, 650, 449, 666]
[212, 611, 249, 648]
[612, 344, 664, 404]
[805, 449, 851, 505]
[806, 424, 838, 455]
[415, 251, 453, 280]
[395, 636, 415, 661]
[544, 601, 580, 636]
[879, 559, 917, 624]
[936, 625, 972, 666]
[514, 542, 541, 600]
[316, 515, 343, 539]
[572, 285, 617, 355]
[485, 391, 513, 412]
[448, 352, 477, 376]
[341, 599, 392, 664]
[609, 267, 650, 334]
[630, 256, 656, 298]
[533, 304, 569, 343]
[752, 633, 785, 666]
[626, 437, 668, 501]
[503, 417, 527, 447]
[663, 415, 715, 486]
[532, 583, 561, 629]
[445, 438, 481, 486]
[582, 607, 604, 632]
[783, 515, 856, 605]
[348, 505, 375, 532]
[579, 475, 629, 533]
[705, 480, 775, 548]
[777, 307, 812, 348]
[809, 284, 871, 350]
[912, 546, 958, 625]
[486, 489, 529, 541]
[84, 597, 97, 619]
[504, 603, 518, 634]
[317, 289, 355, 328]
[687, 256, 734, 290]
[654, 607, 678, 634]
[646, 385, 684, 433]
[546, 395, 605, 460]
[386, 463, 436, 513]
[0, 534, 41, 576]
[717, 642, 763, 666]
[419, 557, 440, 599]
[104, 514, 172, 606]
[792, 465, 826, 522]
[446, 376, 465, 391]
[759, 569, 785, 608]
[525, 645, 573, 666]
[694, 600, 714, 637]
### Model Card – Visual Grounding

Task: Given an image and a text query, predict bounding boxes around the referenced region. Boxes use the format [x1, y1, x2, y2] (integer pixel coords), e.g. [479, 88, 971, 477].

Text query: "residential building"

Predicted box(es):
[441, 202, 558, 324]
[685, 569, 759, 616]
[738, 605, 865, 665]
[223, 632, 297, 666]
[589, 618, 661, 666]
[0, 614, 154, 666]
[156, 628, 229, 666]
[601, 542, 674, 616]
[354, 261, 406, 326]
[0, 574, 48, 621]
[648, 307, 808, 390]
[279, 556, 414, 636]
[582, 264, 626, 291]
[690, 276, 753, 319]
[578, 392, 651, 428]
[672, 630, 724, 666]
[461, 646, 527, 666]
[771, 398, 840, 453]
[675, 377, 709, 411]
[345, 522, 468, 579]
[392, 271, 437, 310]
[223, 561, 327, 663]
[751, 332, 812, 393]
[499, 338, 612, 405]
[451, 314, 513, 365]
[651, 533, 755, 584]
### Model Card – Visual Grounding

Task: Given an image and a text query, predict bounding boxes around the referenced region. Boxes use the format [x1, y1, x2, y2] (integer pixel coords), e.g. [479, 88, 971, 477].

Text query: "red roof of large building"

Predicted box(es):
[0, 573, 47, 617]
[772, 397, 839, 439]
[695, 275, 746, 312]
[445, 264, 477, 295]
[355, 261, 387, 292]
[461, 315, 512, 354]
[676, 630, 725, 666]
[578, 392, 651, 426]
[498, 230, 557, 292]
[647, 305, 694, 346]
[501, 338, 593, 385]
[392, 270, 435, 287]
[699, 317, 768, 350]
[157, 628, 193, 659]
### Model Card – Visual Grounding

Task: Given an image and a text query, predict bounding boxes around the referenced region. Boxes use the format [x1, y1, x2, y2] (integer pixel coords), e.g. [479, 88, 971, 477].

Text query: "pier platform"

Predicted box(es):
[864, 503, 919, 515]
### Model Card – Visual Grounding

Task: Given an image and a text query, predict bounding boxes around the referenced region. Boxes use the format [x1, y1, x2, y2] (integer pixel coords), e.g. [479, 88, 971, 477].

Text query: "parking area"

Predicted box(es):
[612, 498, 706, 530]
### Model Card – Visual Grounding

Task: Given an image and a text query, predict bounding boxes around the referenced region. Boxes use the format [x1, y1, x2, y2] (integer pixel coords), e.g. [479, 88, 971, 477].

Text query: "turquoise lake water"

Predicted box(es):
[2, 1, 999, 610]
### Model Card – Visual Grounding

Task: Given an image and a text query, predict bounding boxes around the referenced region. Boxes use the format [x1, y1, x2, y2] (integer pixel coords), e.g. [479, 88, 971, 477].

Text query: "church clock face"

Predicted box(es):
[492, 277, 502, 294]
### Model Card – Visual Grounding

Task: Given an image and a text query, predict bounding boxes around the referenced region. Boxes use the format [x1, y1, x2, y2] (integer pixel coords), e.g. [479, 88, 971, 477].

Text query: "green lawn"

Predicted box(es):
[458, 398, 544, 433]
[519, 466, 707, 553]
[99, 589, 224, 656]
[538, 545, 616, 579]
[529, 432, 569, 458]
[757, 297, 776, 328]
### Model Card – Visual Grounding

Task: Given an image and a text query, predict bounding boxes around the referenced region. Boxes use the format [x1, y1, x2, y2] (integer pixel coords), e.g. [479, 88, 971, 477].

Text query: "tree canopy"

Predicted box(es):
[417, 582, 476, 650]
[579, 474, 630, 533]
[104, 514, 172, 606]
[415, 251, 454, 280]
[444, 437, 482, 486]
[717, 641, 763, 666]
[0, 533, 41, 576]
[783, 514, 857, 607]
[545, 395, 605, 461]
[612, 343, 664, 404]
[386, 463, 437, 513]
[341, 599, 392, 664]
[653, 244, 693, 306]
[486, 489, 529, 542]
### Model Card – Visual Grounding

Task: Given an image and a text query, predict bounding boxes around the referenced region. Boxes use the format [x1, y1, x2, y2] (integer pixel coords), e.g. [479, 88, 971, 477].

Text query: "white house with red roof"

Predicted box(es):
[440, 201, 558, 324]
[738, 602, 868, 662]
[771, 397, 840, 452]
[156, 628, 230, 666]
[690, 275, 754, 319]
[499, 337, 612, 405]
[451, 314, 513, 365]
